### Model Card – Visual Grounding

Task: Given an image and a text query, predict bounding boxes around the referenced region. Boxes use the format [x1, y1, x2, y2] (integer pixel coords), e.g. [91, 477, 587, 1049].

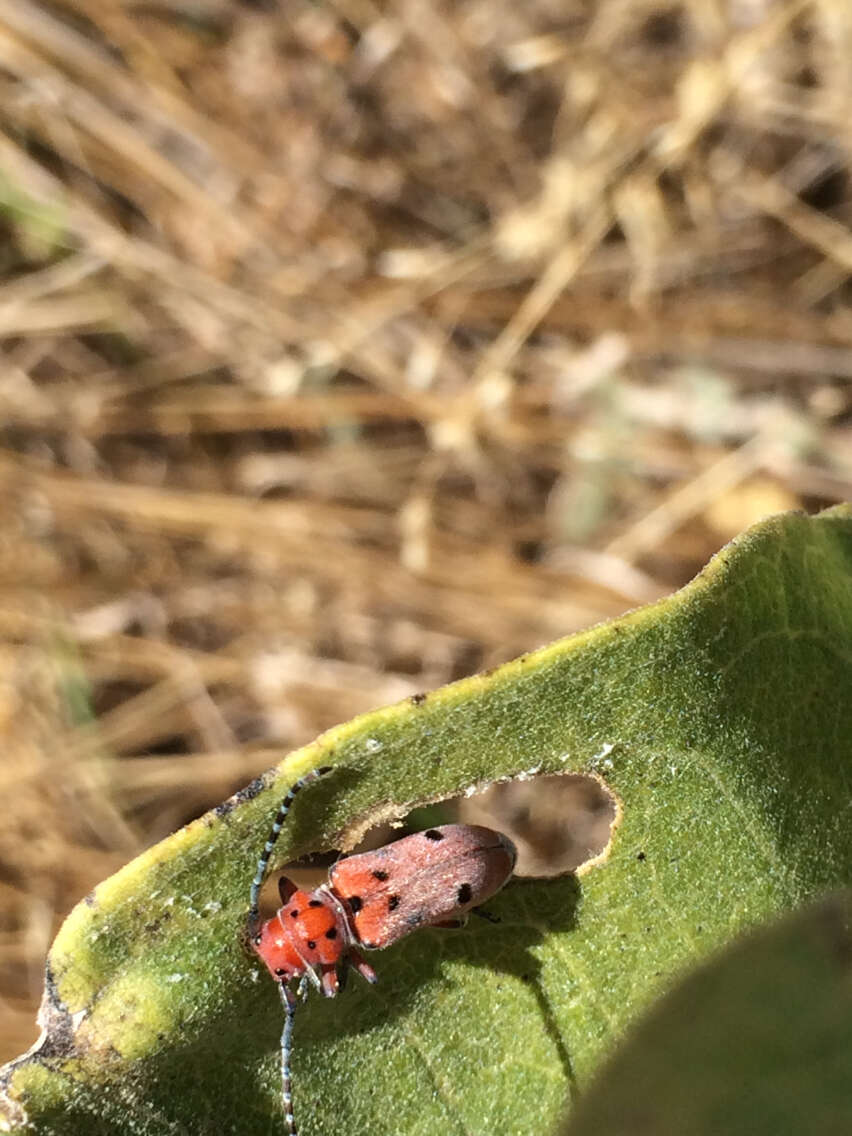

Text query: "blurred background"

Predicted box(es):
[1, 0, 851, 1063]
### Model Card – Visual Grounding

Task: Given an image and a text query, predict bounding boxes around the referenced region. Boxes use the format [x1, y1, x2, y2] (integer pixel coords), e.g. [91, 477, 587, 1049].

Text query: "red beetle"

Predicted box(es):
[247, 767, 516, 1134]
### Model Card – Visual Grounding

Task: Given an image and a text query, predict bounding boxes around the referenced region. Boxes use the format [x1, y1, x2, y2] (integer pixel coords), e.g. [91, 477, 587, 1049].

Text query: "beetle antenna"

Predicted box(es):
[280, 982, 299, 1135]
[248, 766, 332, 933]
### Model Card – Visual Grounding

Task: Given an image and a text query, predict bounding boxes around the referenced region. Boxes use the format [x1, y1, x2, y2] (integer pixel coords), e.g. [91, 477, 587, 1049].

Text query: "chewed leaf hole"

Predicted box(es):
[458, 774, 618, 877]
[277, 773, 618, 888]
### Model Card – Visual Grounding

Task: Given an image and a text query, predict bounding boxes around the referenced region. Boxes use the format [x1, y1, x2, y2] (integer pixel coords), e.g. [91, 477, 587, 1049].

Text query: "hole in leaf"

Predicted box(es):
[270, 772, 617, 905]
[458, 773, 617, 877]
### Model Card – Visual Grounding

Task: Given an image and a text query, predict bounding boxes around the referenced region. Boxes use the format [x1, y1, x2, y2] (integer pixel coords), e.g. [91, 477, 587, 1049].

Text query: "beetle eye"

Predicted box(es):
[253, 934, 261, 945]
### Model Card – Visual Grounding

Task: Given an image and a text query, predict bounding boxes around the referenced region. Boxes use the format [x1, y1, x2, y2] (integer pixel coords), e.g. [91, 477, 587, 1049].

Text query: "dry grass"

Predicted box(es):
[0, 0, 851, 1061]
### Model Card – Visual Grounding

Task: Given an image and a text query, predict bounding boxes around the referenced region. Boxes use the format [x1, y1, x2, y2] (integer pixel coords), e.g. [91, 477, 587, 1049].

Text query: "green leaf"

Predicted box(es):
[1, 507, 850, 1135]
[562, 889, 852, 1136]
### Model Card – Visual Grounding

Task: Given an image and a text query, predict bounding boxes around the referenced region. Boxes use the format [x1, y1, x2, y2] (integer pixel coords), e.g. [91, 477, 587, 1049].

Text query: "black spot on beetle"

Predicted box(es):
[388, 895, 400, 912]
[424, 829, 444, 841]
[274, 968, 286, 977]
[457, 883, 473, 905]
[307, 940, 317, 951]
[308, 899, 324, 907]
[325, 927, 337, 940]
[372, 869, 389, 881]
[348, 896, 363, 913]
[290, 909, 299, 918]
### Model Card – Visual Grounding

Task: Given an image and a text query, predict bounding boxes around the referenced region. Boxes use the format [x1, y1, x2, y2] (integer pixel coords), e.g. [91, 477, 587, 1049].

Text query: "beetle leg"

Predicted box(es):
[348, 948, 378, 985]
[320, 964, 340, 998]
[472, 907, 501, 924]
[278, 876, 298, 905]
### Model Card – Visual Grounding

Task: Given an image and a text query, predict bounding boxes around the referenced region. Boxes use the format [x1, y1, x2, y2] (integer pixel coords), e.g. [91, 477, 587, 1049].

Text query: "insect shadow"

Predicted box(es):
[112, 877, 582, 1136]
[293, 870, 582, 1090]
